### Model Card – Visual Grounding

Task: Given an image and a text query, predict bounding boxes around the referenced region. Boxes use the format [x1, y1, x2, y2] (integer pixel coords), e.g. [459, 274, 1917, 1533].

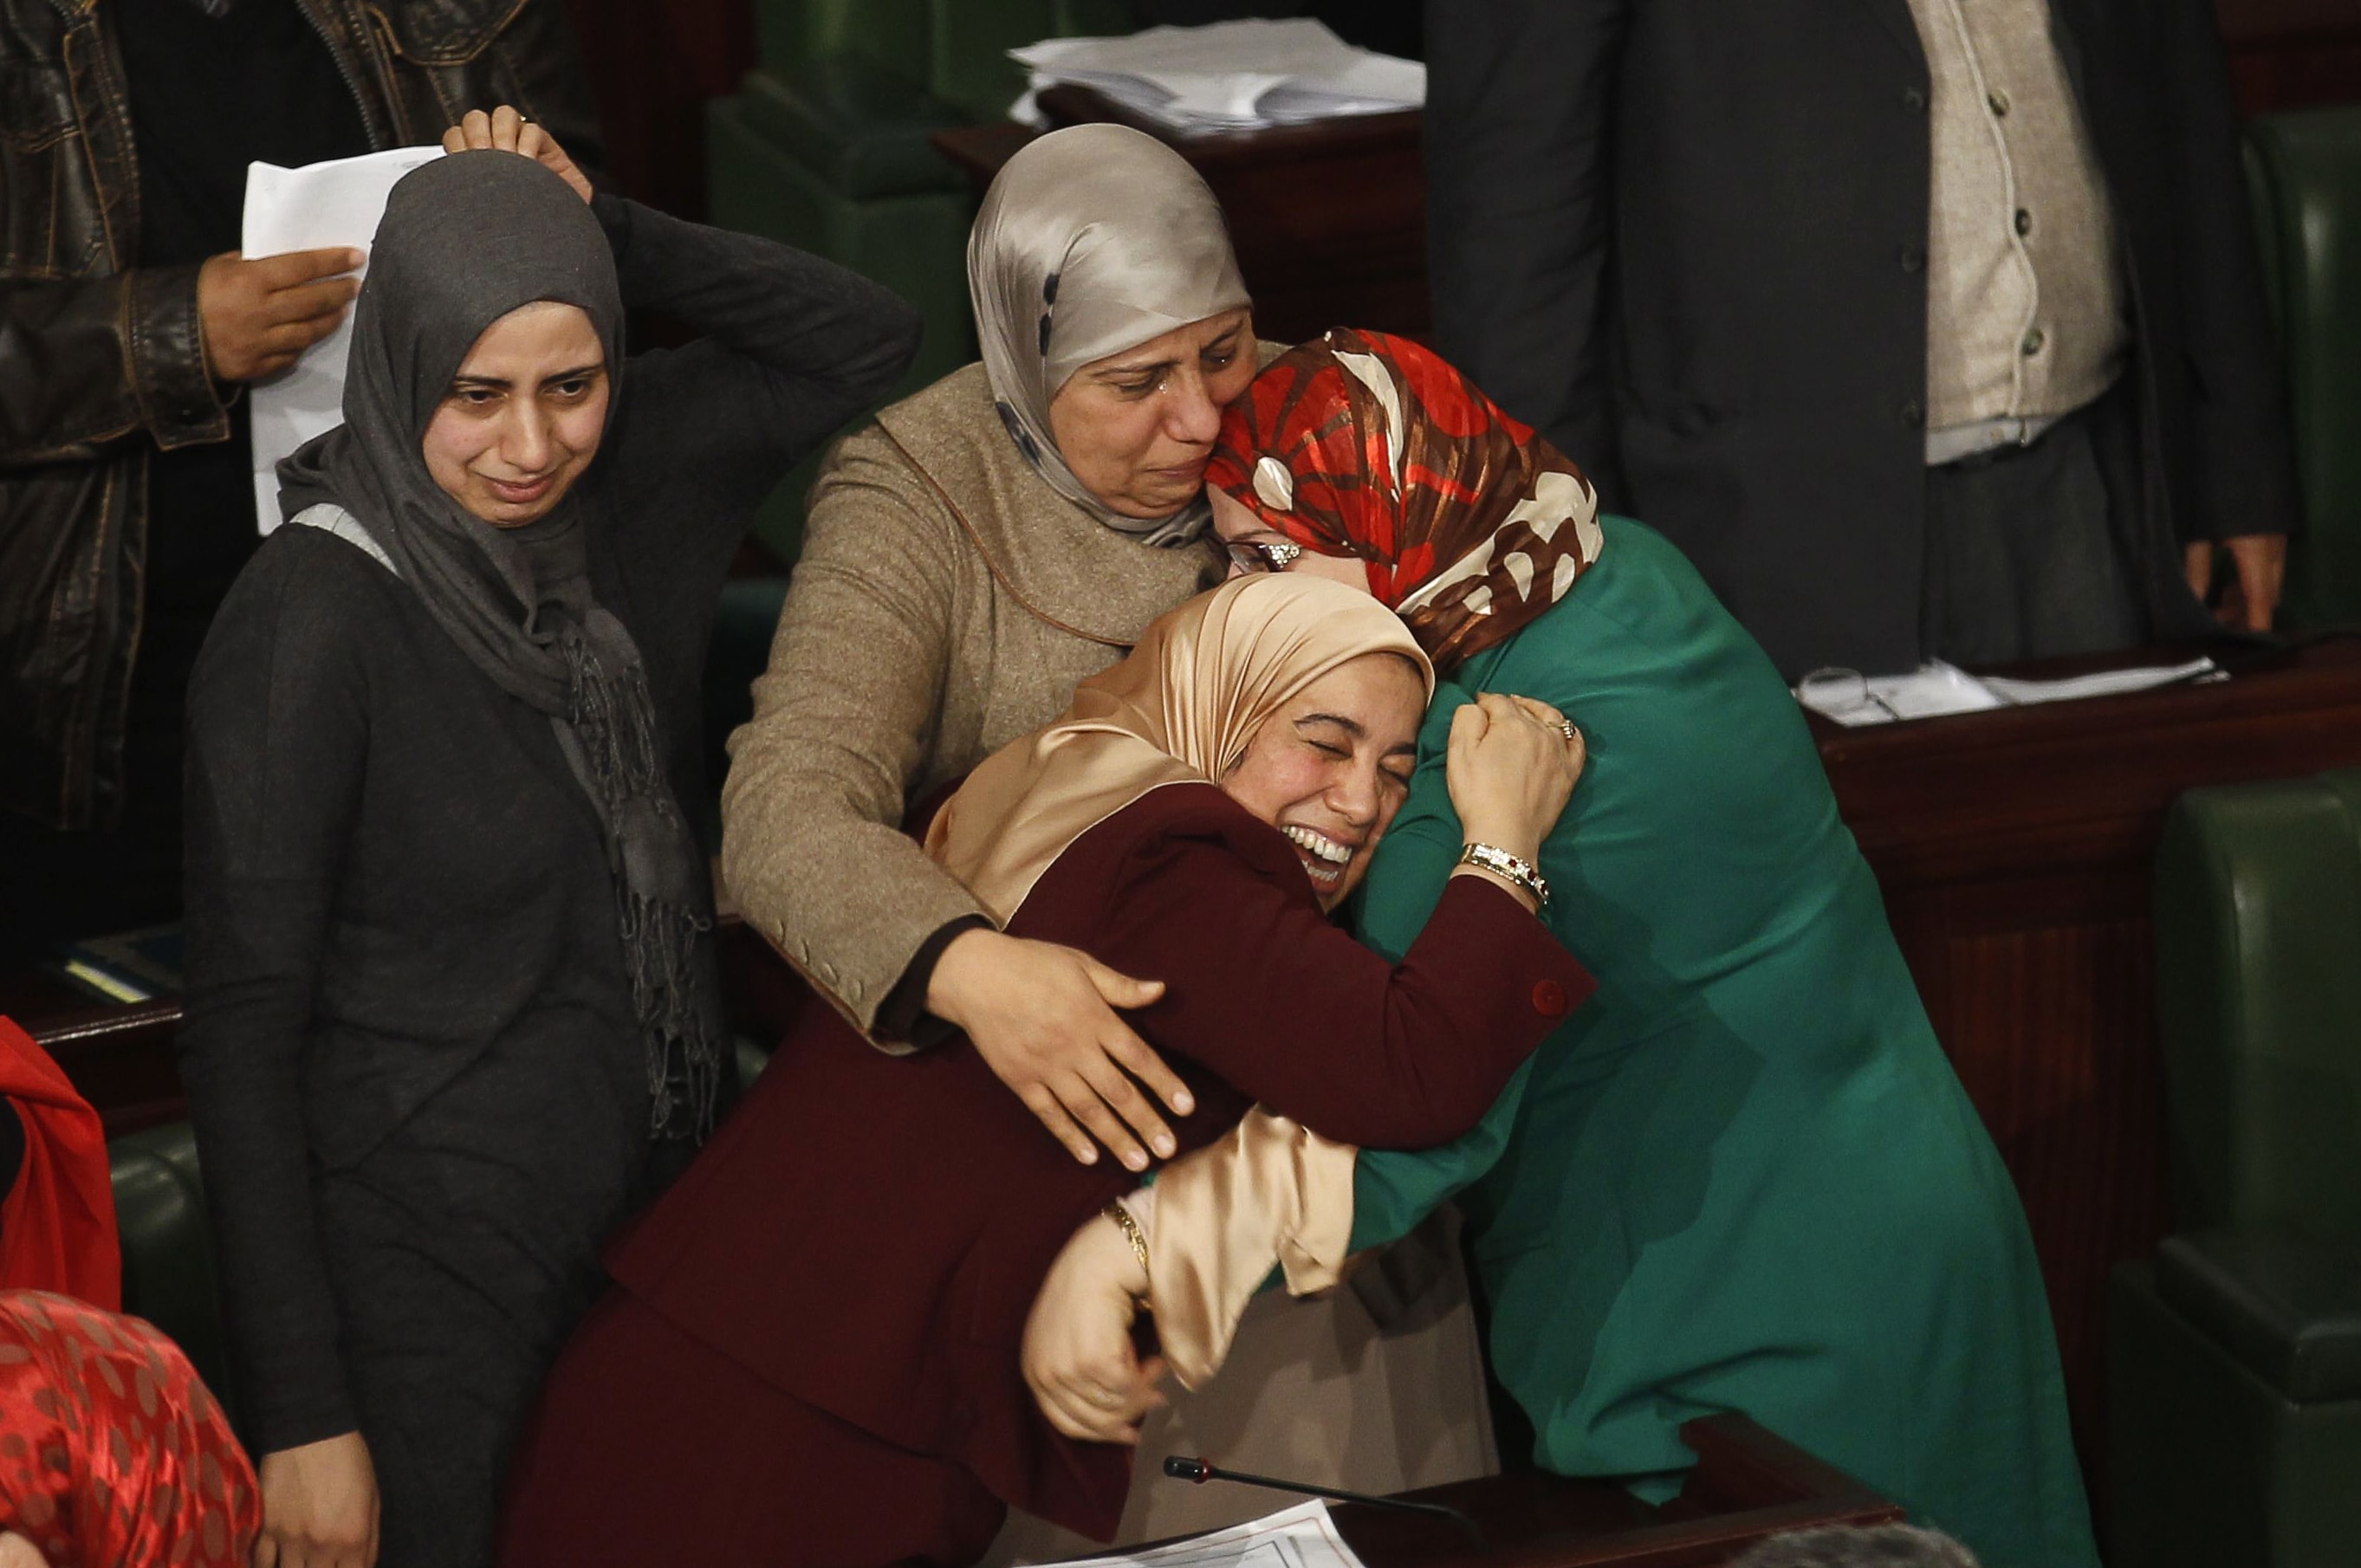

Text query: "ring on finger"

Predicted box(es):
[1554, 719, 1579, 742]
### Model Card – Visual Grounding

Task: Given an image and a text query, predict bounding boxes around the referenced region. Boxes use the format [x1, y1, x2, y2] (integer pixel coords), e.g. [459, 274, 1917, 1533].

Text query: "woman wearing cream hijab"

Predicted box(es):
[503, 575, 1589, 1565]
[722, 125, 1554, 1546]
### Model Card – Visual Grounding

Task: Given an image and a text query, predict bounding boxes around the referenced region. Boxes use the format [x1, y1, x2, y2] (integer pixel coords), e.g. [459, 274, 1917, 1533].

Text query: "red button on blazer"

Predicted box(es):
[1533, 979, 1568, 1017]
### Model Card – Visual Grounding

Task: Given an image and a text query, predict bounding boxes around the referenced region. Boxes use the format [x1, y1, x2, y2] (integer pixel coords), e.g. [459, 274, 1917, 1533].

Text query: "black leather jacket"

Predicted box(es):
[0, 0, 602, 828]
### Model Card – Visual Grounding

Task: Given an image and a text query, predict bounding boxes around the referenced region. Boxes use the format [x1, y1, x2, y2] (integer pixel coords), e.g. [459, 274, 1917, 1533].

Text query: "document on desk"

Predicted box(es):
[241, 145, 444, 534]
[1044, 1500, 1365, 1568]
[1010, 19, 1423, 133]
[1796, 657, 2221, 726]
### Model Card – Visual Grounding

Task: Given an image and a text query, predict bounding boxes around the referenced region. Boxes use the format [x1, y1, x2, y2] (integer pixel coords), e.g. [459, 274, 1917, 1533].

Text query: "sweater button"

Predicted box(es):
[1532, 979, 1567, 1018]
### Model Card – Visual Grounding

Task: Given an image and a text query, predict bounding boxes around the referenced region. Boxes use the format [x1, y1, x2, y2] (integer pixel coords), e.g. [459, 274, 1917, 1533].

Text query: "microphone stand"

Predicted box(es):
[1163, 1455, 1485, 1542]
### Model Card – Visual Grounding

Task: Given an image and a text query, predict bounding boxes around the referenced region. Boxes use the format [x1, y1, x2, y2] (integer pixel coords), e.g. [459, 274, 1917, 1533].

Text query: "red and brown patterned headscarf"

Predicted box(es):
[1205, 328, 1604, 672]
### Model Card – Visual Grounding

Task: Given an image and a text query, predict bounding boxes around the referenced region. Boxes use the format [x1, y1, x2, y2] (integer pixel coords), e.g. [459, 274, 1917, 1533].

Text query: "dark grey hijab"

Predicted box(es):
[280, 151, 723, 1139]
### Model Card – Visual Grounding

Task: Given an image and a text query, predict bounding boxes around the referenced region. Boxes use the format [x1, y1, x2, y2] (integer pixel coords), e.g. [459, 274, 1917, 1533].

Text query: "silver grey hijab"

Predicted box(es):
[967, 124, 1251, 547]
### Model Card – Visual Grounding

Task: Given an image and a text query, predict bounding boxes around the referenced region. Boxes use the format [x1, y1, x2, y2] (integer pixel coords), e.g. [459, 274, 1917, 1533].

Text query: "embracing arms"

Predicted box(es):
[1024, 693, 1591, 1438]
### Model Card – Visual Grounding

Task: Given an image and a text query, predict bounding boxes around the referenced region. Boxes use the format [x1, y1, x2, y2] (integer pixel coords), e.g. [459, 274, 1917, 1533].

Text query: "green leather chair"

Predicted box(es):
[709, 0, 1131, 561]
[2109, 771, 2361, 1567]
[109, 1121, 238, 1428]
[2243, 108, 2361, 631]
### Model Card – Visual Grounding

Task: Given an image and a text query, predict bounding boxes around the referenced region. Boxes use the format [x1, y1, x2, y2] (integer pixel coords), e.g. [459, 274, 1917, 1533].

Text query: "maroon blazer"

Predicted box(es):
[605, 782, 1590, 1539]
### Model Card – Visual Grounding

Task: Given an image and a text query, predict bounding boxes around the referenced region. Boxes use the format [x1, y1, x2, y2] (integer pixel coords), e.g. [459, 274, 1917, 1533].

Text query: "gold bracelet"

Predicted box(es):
[1102, 1200, 1151, 1296]
[1459, 841, 1549, 907]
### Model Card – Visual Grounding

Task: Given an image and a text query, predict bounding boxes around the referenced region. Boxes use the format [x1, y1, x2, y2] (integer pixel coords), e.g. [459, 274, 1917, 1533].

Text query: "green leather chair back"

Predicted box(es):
[2244, 107, 2361, 631]
[759, 0, 1133, 122]
[108, 1121, 237, 1426]
[2154, 770, 2361, 1244]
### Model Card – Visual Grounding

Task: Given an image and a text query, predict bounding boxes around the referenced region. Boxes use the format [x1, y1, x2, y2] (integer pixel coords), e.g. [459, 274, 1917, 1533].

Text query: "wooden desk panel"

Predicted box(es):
[1812, 638, 2361, 1495]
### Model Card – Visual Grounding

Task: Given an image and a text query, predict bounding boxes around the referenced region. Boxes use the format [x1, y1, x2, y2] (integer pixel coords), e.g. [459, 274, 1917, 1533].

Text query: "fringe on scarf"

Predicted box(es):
[563, 627, 723, 1142]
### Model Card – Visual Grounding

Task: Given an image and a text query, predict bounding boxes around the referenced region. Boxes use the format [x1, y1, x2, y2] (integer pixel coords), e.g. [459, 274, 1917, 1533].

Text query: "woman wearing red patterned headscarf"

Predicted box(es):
[0, 1290, 262, 1568]
[1022, 330, 2099, 1568]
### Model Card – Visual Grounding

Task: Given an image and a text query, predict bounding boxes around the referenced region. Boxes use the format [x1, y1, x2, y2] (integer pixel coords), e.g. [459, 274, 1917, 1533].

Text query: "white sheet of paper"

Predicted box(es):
[241, 145, 444, 534]
[1978, 656, 2219, 705]
[1010, 19, 1423, 133]
[1796, 655, 2222, 727]
[1038, 1500, 1365, 1568]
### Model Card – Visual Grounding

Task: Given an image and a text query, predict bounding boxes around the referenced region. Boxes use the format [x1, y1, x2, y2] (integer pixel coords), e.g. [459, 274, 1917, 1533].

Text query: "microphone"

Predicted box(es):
[1162, 1455, 1482, 1539]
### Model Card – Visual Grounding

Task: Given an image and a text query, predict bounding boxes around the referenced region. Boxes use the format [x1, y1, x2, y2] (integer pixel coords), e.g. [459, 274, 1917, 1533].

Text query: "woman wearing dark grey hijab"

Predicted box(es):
[178, 120, 918, 1568]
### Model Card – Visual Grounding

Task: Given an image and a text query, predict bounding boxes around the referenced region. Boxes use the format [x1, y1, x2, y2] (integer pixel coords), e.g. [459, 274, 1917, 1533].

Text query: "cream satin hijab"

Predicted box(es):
[925, 573, 1431, 925]
[967, 123, 1251, 546]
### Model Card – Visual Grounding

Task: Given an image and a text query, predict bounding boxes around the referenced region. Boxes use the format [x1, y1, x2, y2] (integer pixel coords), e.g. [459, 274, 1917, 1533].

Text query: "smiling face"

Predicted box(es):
[1209, 486, 1368, 591]
[1046, 308, 1256, 518]
[420, 300, 609, 528]
[1218, 651, 1426, 910]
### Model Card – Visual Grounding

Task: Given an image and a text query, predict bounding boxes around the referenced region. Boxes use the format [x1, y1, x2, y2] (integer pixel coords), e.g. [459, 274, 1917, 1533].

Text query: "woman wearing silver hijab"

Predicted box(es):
[720, 124, 1256, 1172]
[178, 119, 918, 1568]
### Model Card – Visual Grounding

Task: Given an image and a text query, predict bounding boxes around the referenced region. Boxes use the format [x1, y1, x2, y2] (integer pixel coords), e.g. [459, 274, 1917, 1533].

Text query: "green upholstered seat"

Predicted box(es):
[2109, 772, 2361, 1568]
[109, 1121, 238, 1429]
[707, 0, 1131, 562]
[2244, 109, 2361, 632]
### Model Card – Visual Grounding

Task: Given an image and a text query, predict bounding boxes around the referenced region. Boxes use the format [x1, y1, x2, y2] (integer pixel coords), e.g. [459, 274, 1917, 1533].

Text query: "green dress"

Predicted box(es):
[1351, 517, 2097, 1567]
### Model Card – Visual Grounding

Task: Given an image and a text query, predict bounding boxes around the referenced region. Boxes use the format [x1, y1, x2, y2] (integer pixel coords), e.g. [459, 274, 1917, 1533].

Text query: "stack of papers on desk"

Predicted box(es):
[1040, 1500, 1365, 1568]
[1010, 19, 1424, 133]
[1796, 657, 2222, 727]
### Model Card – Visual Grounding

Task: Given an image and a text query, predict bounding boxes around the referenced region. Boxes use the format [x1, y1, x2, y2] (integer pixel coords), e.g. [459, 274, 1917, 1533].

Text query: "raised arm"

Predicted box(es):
[593, 190, 922, 534]
[441, 108, 922, 565]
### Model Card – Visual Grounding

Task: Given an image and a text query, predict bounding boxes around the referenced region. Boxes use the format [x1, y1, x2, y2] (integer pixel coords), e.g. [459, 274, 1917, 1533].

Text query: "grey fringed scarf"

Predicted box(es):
[280, 151, 723, 1140]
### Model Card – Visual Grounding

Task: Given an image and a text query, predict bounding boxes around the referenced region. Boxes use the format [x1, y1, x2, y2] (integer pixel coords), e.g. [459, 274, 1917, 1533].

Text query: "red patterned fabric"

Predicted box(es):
[1206, 328, 1605, 671]
[0, 1291, 259, 1567]
[0, 1020, 118, 1310]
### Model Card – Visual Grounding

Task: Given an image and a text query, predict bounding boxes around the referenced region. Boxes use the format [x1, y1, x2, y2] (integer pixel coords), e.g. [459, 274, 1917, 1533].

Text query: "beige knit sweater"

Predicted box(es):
[718, 362, 1222, 1041]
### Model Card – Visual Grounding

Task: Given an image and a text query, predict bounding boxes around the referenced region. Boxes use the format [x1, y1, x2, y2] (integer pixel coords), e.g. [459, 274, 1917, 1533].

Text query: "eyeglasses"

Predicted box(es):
[1223, 537, 1303, 574]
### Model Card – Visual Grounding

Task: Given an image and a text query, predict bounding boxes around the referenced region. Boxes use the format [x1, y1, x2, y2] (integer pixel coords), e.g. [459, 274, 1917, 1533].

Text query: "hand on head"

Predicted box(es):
[441, 106, 593, 204]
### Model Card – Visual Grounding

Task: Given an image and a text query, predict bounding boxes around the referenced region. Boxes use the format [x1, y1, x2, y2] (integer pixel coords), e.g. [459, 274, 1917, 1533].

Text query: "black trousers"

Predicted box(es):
[1919, 381, 2150, 668]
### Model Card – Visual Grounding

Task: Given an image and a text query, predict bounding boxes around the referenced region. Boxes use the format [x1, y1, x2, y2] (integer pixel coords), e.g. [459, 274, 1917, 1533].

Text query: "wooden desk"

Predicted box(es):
[1811, 636, 2361, 1488]
[1237, 1416, 1898, 1568]
[931, 86, 1428, 344]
